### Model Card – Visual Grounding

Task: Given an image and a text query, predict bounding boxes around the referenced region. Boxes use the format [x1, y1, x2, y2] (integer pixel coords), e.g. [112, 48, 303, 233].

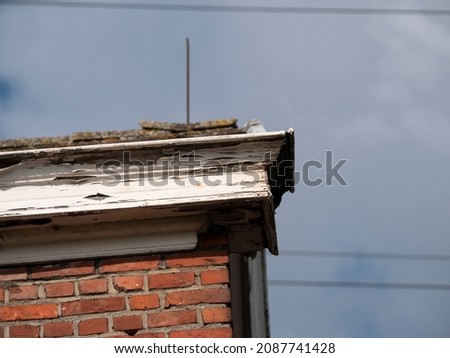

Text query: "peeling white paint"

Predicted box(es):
[0, 132, 284, 221]
[0, 131, 292, 260]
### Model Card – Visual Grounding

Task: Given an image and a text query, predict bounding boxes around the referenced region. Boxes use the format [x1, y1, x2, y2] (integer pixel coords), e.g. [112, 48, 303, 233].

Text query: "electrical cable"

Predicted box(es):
[279, 250, 450, 262]
[1, 1, 450, 17]
[268, 279, 450, 291]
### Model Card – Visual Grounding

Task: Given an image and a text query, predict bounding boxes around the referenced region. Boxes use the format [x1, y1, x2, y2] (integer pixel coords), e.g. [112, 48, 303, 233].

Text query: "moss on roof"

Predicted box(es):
[0, 119, 245, 152]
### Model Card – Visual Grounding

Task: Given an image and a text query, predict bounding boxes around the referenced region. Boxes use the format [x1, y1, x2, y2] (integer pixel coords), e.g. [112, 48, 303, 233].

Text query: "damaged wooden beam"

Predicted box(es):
[0, 130, 294, 257]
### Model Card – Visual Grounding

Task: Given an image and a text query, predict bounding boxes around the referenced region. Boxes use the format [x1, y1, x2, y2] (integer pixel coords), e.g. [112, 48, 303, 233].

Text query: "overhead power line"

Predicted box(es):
[1, 1, 450, 17]
[279, 250, 450, 262]
[268, 279, 450, 291]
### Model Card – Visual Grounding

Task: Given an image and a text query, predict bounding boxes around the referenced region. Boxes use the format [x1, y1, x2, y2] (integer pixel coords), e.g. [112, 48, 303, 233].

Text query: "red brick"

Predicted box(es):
[148, 272, 194, 289]
[0, 267, 27, 282]
[113, 276, 144, 292]
[78, 318, 108, 336]
[166, 288, 230, 307]
[79, 278, 108, 295]
[200, 268, 229, 285]
[134, 332, 164, 338]
[129, 294, 159, 310]
[44, 281, 74, 298]
[105, 334, 129, 338]
[9, 325, 40, 338]
[169, 327, 232, 338]
[31, 261, 94, 279]
[99, 256, 159, 273]
[0, 303, 58, 322]
[61, 297, 125, 316]
[110, 332, 164, 338]
[9, 285, 38, 301]
[43, 322, 73, 337]
[148, 310, 196, 328]
[0, 288, 4, 302]
[202, 307, 231, 323]
[113, 315, 143, 332]
[166, 251, 229, 268]
[198, 233, 228, 248]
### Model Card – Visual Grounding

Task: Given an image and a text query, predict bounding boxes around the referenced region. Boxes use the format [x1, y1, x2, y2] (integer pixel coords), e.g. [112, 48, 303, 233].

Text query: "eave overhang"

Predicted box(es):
[0, 130, 294, 261]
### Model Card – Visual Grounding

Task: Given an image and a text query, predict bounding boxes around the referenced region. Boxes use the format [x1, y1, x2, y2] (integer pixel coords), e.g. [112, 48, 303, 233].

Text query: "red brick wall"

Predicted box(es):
[0, 234, 232, 338]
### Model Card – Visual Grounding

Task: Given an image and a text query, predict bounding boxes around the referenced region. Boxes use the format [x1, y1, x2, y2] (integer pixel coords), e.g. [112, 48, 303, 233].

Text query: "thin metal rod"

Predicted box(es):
[186, 37, 190, 127]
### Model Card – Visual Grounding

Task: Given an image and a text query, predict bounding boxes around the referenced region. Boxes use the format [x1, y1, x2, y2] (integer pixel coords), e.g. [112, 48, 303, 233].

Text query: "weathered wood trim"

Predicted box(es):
[0, 215, 205, 265]
[0, 130, 294, 258]
[228, 224, 265, 253]
[0, 131, 287, 158]
[0, 169, 271, 219]
[0, 133, 284, 221]
[229, 253, 251, 337]
[262, 196, 278, 255]
[247, 250, 270, 337]
[229, 250, 270, 337]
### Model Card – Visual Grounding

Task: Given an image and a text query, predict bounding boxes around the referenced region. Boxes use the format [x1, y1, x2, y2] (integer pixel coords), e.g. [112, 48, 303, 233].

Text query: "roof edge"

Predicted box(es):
[0, 131, 287, 158]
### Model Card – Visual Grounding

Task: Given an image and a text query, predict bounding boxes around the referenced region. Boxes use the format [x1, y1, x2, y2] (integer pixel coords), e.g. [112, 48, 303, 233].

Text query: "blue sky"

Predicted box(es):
[1, 0, 450, 337]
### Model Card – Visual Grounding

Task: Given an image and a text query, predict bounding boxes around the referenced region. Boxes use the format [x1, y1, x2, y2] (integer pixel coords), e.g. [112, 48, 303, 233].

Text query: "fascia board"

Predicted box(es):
[0, 132, 287, 222]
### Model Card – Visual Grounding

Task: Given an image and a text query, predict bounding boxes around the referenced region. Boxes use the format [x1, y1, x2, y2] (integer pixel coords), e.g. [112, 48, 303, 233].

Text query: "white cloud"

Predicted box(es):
[324, 15, 450, 155]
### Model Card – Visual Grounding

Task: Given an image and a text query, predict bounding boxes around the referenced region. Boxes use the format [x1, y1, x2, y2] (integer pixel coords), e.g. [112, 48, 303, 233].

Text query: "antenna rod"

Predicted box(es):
[186, 37, 190, 127]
